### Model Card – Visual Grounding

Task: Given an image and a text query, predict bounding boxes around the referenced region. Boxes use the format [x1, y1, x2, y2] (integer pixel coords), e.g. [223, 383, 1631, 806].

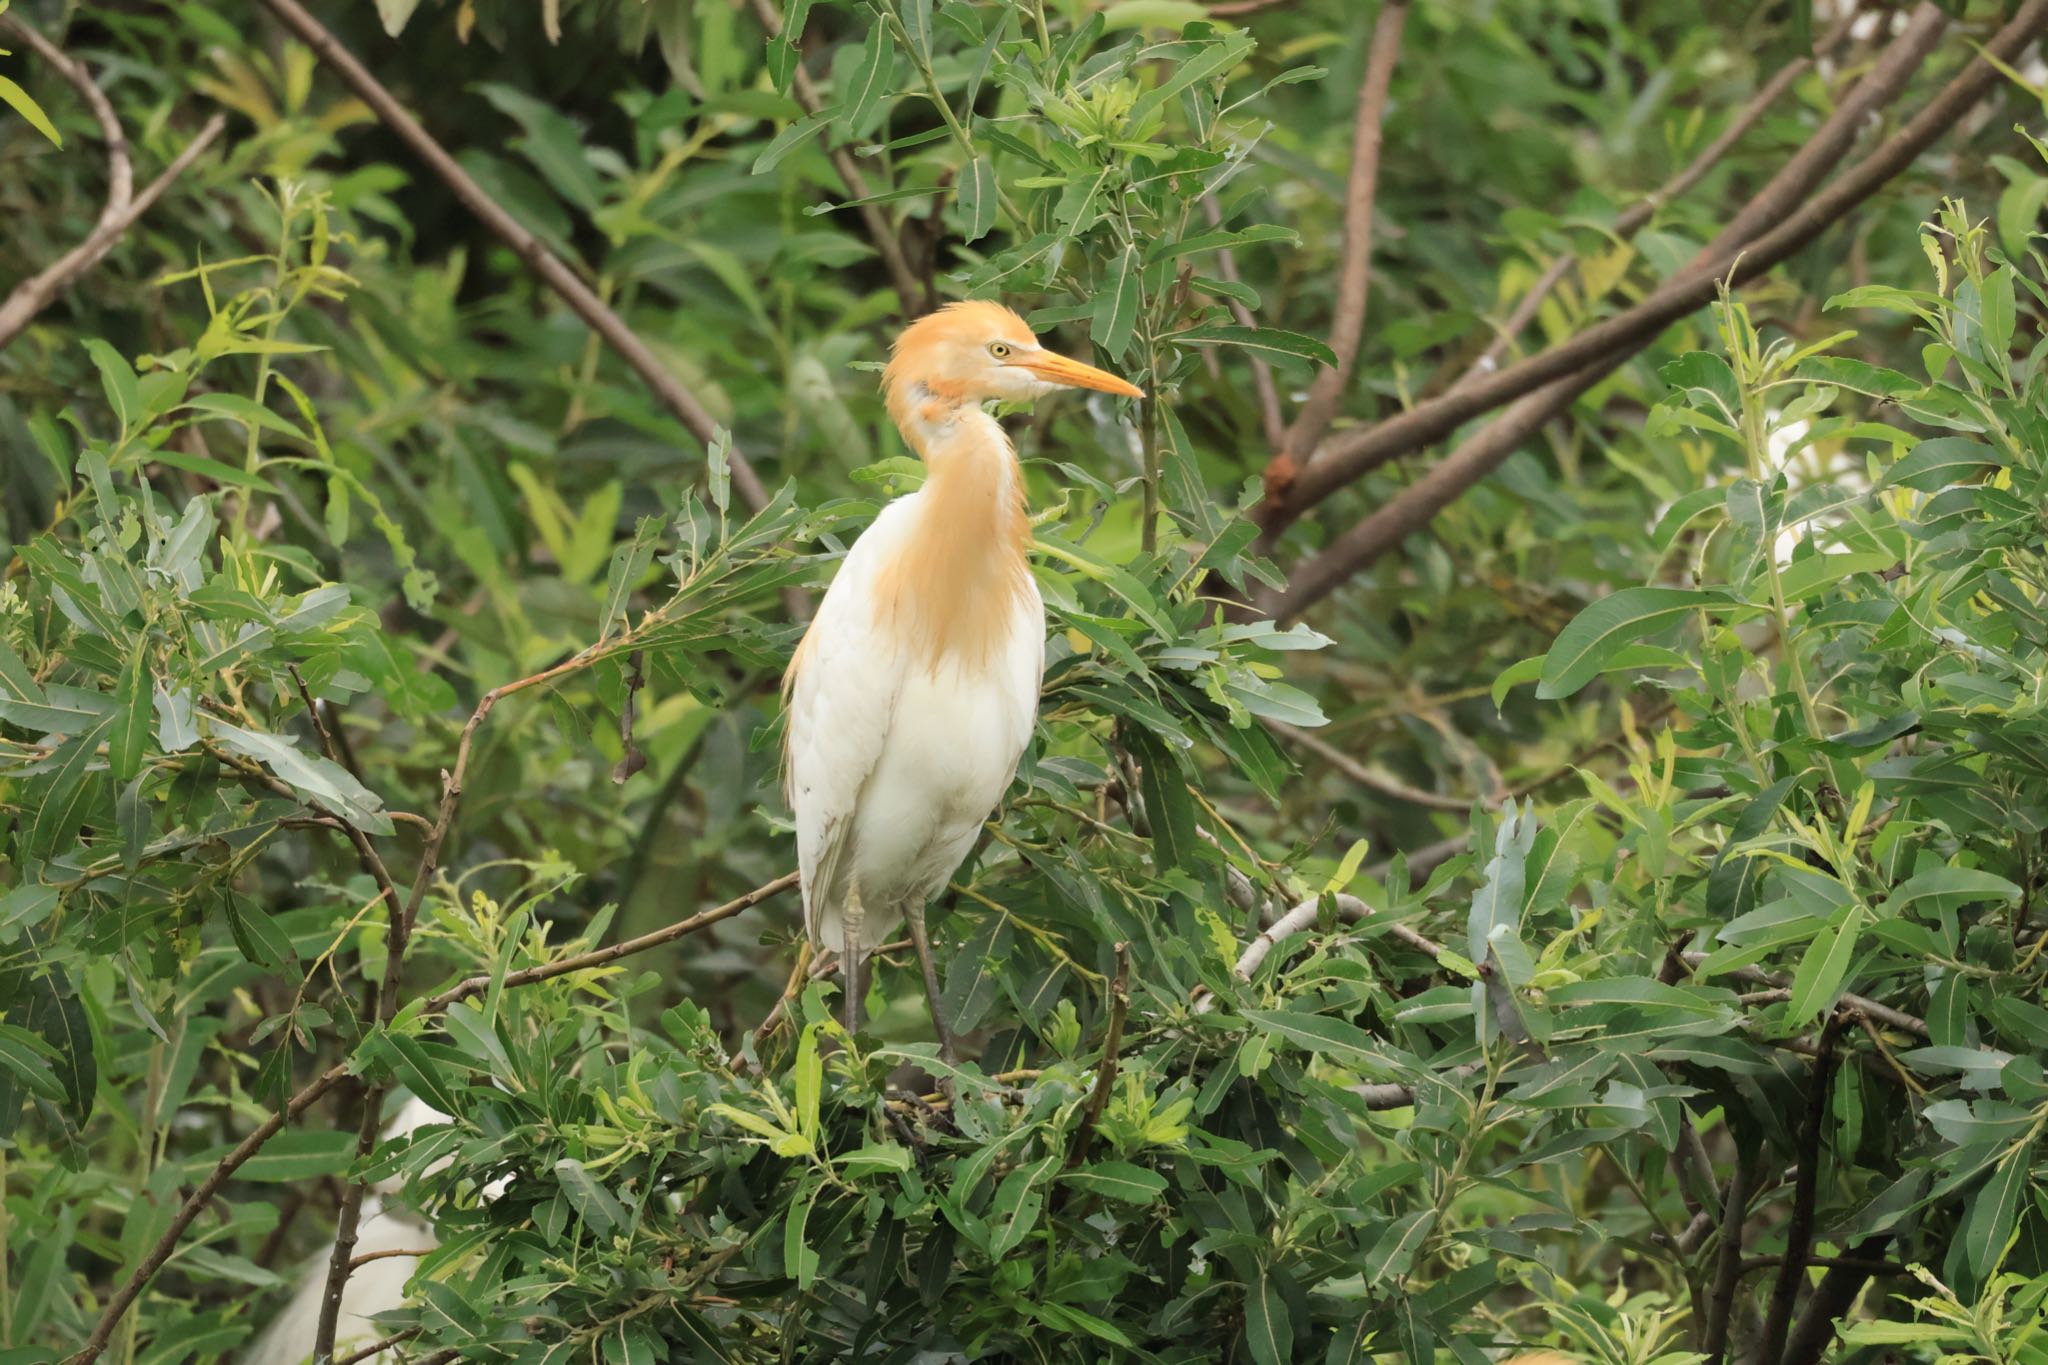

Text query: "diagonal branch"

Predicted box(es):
[1264, 0, 2048, 618]
[1255, 2, 1984, 546]
[743, 0, 925, 316]
[254, 0, 771, 516]
[1265, 0, 1408, 501]
[62, 870, 799, 1365]
[1758, 1011, 1850, 1365]
[1437, 19, 1847, 398]
[0, 25, 224, 351]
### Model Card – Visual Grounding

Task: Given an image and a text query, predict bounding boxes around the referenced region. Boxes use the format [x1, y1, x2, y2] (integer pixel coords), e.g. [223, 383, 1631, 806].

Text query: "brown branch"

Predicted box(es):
[1780, 1235, 1897, 1365]
[254, 0, 771, 515]
[1068, 943, 1131, 1168]
[1265, 0, 2048, 616]
[1702, 1152, 1754, 1365]
[1207, 0, 1293, 14]
[1271, 719, 1488, 812]
[1266, 0, 1408, 501]
[1440, 25, 1840, 397]
[1683, 952, 1929, 1038]
[348, 1246, 434, 1268]
[0, 23, 225, 350]
[425, 871, 800, 1013]
[743, 0, 925, 315]
[64, 1063, 354, 1365]
[64, 870, 796, 1365]
[333, 1328, 423, 1365]
[1759, 1012, 1850, 1365]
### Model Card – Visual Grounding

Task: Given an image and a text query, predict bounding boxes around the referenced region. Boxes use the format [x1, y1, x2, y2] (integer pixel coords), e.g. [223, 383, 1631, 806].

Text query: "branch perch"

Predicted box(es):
[254, 0, 770, 515]
[0, 21, 225, 351]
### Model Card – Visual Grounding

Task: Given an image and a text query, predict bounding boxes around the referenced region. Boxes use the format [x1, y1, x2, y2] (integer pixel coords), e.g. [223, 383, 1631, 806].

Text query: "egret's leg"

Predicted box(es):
[840, 882, 866, 1037]
[904, 899, 957, 1065]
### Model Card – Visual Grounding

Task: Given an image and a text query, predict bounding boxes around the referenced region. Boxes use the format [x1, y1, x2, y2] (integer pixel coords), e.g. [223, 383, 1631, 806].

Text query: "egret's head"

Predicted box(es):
[884, 301, 1144, 413]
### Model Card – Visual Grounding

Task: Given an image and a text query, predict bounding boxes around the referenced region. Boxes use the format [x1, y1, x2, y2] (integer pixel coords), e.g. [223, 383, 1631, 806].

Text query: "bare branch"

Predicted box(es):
[1702, 1153, 1754, 1365]
[1264, 0, 2048, 616]
[1440, 22, 1843, 396]
[743, 0, 926, 315]
[255, 0, 772, 515]
[64, 869, 797, 1365]
[1069, 943, 1132, 1168]
[1270, 719, 1489, 812]
[1266, 1, 1408, 499]
[0, 23, 226, 351]
[1235, 897, 1320, 981]
[1759, 1012, 1850, 1365]
[1685, 952, 1929, 1038]
[1781, 1236, 1898, 1365]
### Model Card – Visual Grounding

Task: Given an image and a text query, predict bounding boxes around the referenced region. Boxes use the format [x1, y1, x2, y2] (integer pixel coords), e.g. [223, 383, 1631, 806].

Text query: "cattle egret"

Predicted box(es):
[783, 301, 1143, 1056]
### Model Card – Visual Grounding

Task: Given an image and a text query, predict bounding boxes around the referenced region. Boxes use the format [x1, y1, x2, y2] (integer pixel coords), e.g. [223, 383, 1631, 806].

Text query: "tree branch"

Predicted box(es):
[0, 24, 226, 351]
[1702, 1152, 1754, 1365]
[1685, 952, 1929, 1038]
[1203, 195, 1284, 451]
[254, 0, 771, 515]
[1780, 1235, 1896, 1365]
[743, 0, 926, 316]
[1437, 21, 1843, 397]
[1068, 943, 1131, 1168]
[1759, 1012, 1849, 1365]
[1263, 0, 2047, 616]
[1270, 718, 1491, 812]
[1265, 0, 1408, 501]
[62, 869, 796, 1365]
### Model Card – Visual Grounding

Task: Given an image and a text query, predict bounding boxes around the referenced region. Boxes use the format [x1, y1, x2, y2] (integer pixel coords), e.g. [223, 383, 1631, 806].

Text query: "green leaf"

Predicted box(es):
[1537, 587, 1733, 699]
[1172, 324, 1338, 369]
[83, 338, 141, 434]
[177, 392, 309, 441]
[1878, 436, 2001, 492]
[27, 711, 115, 860]
[1241, 1009, 1396, 1079]
[987, 1153, 1059, 1257]
[1091, 244, 1141, 358]
[555, 1158, 629, 1239]
[210, 719, 395, 836]
[1147, 224, 1298, 263]
[1491, 654, 1544, 709]
[1243, 1266, 1291, 1365]
[108, 637, 150, 784]
[1129, 29, 1255, 123]
[223, 893, 298, 972]
[751, 108, 831, 174]
[0, 72, 63, 147]
[142, 448, 282, 493]
[784, 1172, 820, 1287]
[793, 1022, 822, 1143]
[1061, 1161, 1167, 1204]
[381, 1031, 463, 1119]
[1127, 726, 1199, 874]
[838, 20, 895, 138]
[959, 154, 998, 243]
[26, 967, 96, 1125]
[0, 636, 44, 705]
[1786, 907, 1864, 1025]
[1363, 1208, 1437, 1279]
[0, 1024, 66, 1102]
[1882, 868, 2022, 919]
[1963, 1141, 2031, 1277]
[838, 1142, 913, 1175]
[229, 1129, 359, 1182]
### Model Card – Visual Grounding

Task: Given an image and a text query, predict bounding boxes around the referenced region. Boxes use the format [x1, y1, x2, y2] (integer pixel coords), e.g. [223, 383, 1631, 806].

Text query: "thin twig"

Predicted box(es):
[0, 23, 225, 350]
[1265, 0, 2048, 617]
[1267, 0, 1408, 498]
[1271, 719, 1489, 812]
[1068, 944, 1131, 1168]
[1759, 1012, 1850, 1365]
[332, 1326, 422, 1365]
[743, 0, 924, 314]
[255, 0, 770, 515]
[64, 871, 797, 1365]
[347, 1246, 434, 1269]
[1441, 26, 1840, 395]
[1683, 953, 1928, 1038]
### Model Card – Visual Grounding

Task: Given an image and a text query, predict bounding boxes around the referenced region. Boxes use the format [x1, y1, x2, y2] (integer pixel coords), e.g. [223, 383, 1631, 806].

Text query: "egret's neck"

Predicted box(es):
[878, 387, 1033, 667]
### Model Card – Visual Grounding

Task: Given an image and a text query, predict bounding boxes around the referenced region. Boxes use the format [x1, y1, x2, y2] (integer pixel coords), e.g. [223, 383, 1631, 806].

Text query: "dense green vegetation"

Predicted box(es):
[3, 1, 2047, 1362]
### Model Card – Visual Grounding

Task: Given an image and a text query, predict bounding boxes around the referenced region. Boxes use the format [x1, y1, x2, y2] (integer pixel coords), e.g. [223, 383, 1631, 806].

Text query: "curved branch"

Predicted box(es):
[254, 0, 771, 515]
[743, 0, 925, 316]
[1265, 0, 2048, 617]
[0, 23, 221, 351]
[1266, 0, 1408, 497]
[1256, 1, 2006, 546]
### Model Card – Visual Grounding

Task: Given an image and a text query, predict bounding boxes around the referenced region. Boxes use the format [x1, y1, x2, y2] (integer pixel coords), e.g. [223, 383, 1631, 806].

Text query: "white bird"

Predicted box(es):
[241, 1097, 455, 1365]
[782, 300, 1143, 1055]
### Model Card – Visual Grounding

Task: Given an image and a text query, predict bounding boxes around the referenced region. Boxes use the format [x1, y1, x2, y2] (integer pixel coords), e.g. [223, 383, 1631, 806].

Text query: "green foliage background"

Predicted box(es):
[1, 2, 2046, 1363]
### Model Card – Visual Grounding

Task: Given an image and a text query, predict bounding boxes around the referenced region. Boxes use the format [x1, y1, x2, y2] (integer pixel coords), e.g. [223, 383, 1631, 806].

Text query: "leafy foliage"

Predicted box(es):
[3, 3, 2047, 1364]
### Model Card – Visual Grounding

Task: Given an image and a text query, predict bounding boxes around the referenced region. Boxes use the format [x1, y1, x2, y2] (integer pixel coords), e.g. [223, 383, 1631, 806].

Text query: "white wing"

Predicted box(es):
[783, 499, 920, 946]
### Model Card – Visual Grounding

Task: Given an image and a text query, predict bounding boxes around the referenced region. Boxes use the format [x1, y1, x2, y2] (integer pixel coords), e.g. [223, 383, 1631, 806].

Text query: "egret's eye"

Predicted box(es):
[988, 342, 1012, 360]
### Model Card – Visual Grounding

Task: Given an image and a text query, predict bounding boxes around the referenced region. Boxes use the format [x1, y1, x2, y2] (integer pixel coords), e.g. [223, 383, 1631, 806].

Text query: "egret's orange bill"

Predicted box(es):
[1016, 351, 1145, 398]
